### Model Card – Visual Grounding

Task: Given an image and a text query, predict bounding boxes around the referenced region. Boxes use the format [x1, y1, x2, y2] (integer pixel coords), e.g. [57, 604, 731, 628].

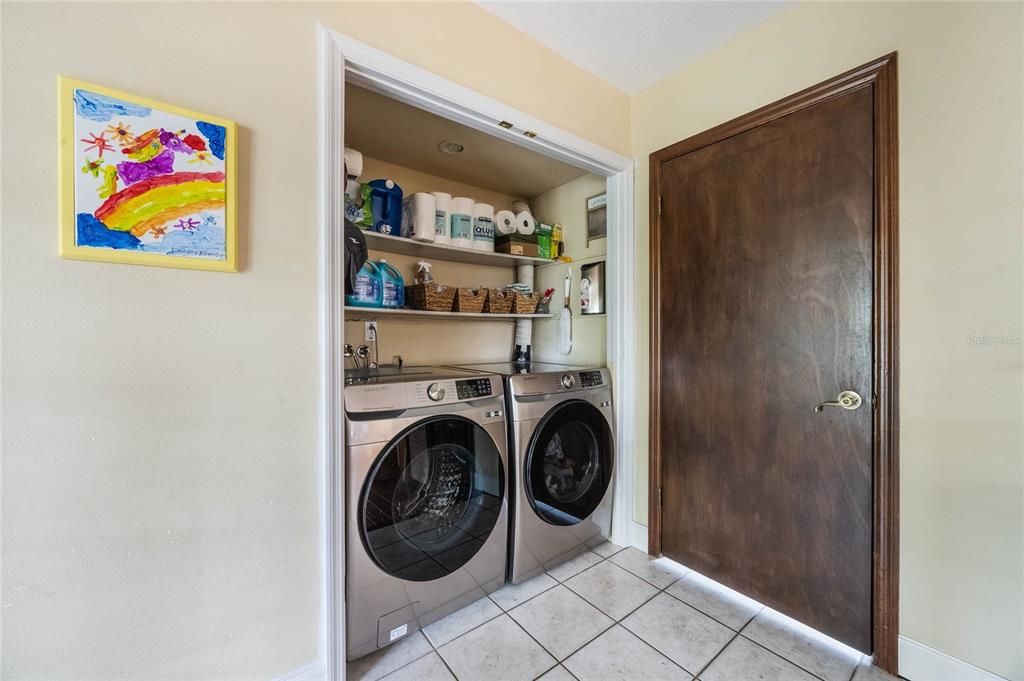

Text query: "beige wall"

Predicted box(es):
[531, 174, 609, 367]
[0, 2, 628, 678]
[630, 3, 1023, 679]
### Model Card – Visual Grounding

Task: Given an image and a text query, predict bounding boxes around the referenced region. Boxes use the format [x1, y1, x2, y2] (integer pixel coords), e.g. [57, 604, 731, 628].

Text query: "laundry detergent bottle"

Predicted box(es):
[377, 259, 405, 309]
[345, 260, 383, 308]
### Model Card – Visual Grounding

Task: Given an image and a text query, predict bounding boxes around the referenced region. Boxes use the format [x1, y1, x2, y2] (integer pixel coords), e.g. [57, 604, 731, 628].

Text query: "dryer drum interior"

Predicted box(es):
[525, 399, 614, 527]
[360, 415, 505, 582]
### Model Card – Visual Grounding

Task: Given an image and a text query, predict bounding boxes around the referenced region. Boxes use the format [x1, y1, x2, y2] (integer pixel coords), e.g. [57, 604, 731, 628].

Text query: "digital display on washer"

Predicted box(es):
[456, 378, 493, 399]
[579, 370, 603, 388]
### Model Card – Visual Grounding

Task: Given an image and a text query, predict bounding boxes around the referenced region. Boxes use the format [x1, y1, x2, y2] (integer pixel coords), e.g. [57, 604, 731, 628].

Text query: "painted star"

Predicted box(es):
[175, 218, 199, 231]
[202, 215, 217, 227]
[151, 226, 167, 239]
[80, 132, 115, 158]
[105, 121, 135, 145]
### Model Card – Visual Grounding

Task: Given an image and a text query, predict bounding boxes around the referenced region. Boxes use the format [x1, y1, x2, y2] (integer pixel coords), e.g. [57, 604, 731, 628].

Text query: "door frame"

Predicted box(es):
[647, 53, 899, 671]
[318, 26, 637, 680]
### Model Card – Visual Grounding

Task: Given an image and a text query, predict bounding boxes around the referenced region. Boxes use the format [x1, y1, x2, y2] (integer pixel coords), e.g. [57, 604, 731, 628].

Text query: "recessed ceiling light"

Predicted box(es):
[437, 140, 464, 155]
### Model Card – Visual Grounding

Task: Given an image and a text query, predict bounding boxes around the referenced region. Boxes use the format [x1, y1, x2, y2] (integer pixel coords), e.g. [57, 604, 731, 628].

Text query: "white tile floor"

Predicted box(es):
[347, 544, 902, 681]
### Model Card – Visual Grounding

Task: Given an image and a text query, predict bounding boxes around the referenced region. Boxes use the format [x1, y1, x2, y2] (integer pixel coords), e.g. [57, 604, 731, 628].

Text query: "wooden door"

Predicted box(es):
[649, 56, 899, 661]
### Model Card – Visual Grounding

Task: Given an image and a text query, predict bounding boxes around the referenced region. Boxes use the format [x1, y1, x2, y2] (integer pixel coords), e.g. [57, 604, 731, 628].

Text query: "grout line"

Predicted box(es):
[690, 628, 742, 680]
[427, 602, 506, 652]
[616, 623, 696, 679]
[360, 632, 435, 681]
[738, 632, 842, 681]
[490, 573, 559, 612]
[505, 608, 571, 667]
[435, 649, 461, 681]
[659, 584, 764, 633]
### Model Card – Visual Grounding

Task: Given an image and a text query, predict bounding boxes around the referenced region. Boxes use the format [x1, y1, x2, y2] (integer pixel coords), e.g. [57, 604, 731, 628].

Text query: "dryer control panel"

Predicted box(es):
[456, 378, 493, 400]
[579, 370, 604, 388]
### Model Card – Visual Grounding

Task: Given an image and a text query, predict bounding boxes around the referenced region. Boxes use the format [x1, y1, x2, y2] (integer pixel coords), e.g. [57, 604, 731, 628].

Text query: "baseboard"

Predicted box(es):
[629, 521, 649, 553]
[276, 659, 324, 681]
[899, 636, 1008, 681]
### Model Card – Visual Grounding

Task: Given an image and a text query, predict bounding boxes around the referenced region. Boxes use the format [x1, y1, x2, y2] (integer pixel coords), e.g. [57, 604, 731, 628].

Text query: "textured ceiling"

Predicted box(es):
[477, 1, 789, 94]
[345, 84, 589, 199]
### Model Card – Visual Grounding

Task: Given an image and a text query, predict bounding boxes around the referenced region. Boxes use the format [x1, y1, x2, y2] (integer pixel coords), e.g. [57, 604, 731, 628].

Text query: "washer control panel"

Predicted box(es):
[580, 370, 604, 388]
[456, 378, 493, 400]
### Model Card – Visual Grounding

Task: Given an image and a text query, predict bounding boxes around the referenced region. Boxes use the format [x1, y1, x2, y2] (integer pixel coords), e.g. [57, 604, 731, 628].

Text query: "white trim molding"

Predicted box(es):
[318, 24, 346, 681]
[898, 636, 1009, 681]
[277, 660, 326, 681]
[319, 26, 637, 680]
[628, 521, 650, 553]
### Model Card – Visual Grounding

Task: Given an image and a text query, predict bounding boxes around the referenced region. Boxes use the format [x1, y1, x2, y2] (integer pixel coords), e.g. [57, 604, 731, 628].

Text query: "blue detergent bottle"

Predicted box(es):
[346, 261, 383, 308]
[377, 259, 405, 308]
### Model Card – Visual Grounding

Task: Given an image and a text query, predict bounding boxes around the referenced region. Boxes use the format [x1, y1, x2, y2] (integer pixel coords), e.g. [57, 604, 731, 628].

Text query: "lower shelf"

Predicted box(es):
[344, 306, 553, 321]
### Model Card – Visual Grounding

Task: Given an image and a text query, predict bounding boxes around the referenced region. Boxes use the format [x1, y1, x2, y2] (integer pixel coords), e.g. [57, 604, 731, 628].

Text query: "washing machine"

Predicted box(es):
[345, 366, 508, 661]
[451, 363, 614, 584]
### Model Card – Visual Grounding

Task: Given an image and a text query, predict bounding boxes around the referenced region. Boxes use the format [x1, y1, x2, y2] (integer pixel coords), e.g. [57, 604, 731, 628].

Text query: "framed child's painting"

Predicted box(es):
[58, 77, 238, 271]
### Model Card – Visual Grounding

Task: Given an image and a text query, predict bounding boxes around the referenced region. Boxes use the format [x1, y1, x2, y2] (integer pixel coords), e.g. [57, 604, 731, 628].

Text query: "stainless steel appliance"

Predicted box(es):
[345, 366, 508, 660]
[450, 363, 614, 584]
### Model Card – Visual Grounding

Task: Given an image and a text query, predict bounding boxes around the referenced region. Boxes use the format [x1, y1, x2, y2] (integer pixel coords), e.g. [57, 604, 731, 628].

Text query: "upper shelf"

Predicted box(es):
[362, 231, 552, 267]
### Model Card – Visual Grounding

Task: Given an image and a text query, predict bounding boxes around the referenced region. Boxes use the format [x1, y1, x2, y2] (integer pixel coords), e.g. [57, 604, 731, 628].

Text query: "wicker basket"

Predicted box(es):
[483, 289, 513, 314]
[405, 283, 456, 312]
[511, 292, 540, 315]
[454, 287, 488, 313]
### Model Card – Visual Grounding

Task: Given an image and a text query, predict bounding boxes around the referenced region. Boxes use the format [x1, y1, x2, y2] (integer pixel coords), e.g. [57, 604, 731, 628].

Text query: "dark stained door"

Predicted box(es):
[656, 86, 875, 651]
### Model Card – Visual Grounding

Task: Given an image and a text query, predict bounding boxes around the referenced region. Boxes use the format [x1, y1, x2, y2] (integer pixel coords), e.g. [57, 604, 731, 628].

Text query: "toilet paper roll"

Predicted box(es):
[449, 197, 475, 249]
[402, 193, 436, 242]
[494, 210, 516, 236]
[431, 192, 452, 245]
[343, 147, 363, 179]
[511, 199, 531, 214]
[473, 203, 495, 252]
[515, 211, 536, 235]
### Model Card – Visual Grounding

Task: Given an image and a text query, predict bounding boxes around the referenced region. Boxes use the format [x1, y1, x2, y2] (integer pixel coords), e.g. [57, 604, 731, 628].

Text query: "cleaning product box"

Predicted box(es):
[495, 234, 539, 257]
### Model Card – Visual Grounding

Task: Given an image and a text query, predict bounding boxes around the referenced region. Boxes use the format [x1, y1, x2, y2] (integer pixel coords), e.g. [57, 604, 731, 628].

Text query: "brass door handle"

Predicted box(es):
[814, 390, 863, 413]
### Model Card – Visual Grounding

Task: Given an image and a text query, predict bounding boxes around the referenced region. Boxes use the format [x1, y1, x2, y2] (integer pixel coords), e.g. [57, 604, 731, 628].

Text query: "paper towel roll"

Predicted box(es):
[449, 197, 475, 249]
[431, 192, 451, 245]
[473, 203, 495, 252]
[343, 147, 363, 179]
[515, 211, 536, 235]
[494, 209, 516, 236]
[402, 193, 436, 242]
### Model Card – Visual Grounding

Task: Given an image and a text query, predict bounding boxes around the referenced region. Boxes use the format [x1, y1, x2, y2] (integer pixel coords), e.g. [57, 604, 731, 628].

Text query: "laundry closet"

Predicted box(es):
[341, 83, 609, 369]
[340, 80, 619, 664]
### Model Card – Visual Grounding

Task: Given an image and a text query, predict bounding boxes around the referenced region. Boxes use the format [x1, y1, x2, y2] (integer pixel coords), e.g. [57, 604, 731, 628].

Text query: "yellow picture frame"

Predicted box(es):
[58, 76, 238, 272]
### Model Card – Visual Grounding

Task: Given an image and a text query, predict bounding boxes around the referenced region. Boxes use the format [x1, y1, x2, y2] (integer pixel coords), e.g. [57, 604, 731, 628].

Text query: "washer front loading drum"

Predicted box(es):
[359, 415, 505, 582]
[525, 399, 614, 526]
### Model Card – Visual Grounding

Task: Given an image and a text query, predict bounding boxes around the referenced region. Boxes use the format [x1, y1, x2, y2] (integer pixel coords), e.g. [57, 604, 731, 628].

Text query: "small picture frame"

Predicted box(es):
[580, 261, 605, 315]
[586, 192, 607, 245]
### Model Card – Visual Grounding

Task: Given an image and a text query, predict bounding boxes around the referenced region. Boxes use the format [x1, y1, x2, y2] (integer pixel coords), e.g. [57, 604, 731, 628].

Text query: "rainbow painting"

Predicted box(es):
[59, 77, 237, 271]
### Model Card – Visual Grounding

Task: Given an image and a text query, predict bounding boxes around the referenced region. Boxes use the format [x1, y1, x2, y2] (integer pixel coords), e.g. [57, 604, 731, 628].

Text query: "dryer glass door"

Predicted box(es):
[360, 416, 504, 582]
[525, 399, 614, 526]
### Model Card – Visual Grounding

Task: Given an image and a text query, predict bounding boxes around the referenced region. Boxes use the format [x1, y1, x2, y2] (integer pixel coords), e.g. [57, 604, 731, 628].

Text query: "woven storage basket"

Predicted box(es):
[454, 288, 488, 313]
[483, 289, 513, 314]
[511, 292, 540, 315]
[405, 283, 456, 312]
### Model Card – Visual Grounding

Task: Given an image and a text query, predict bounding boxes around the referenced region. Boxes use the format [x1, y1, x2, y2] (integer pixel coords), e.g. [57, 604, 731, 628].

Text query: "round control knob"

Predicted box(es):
[560, 374, 575, 390]
[426, 383, 446, 402]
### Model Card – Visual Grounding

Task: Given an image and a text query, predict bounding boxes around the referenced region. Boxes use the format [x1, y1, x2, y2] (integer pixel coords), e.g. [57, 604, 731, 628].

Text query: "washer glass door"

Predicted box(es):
[360, 416, 504, 582]
[526, 399, 614, 526]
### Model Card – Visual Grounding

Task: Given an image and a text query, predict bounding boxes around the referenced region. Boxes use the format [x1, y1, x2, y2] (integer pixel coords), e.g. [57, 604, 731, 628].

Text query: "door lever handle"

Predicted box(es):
[814, 390, 863, 413]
